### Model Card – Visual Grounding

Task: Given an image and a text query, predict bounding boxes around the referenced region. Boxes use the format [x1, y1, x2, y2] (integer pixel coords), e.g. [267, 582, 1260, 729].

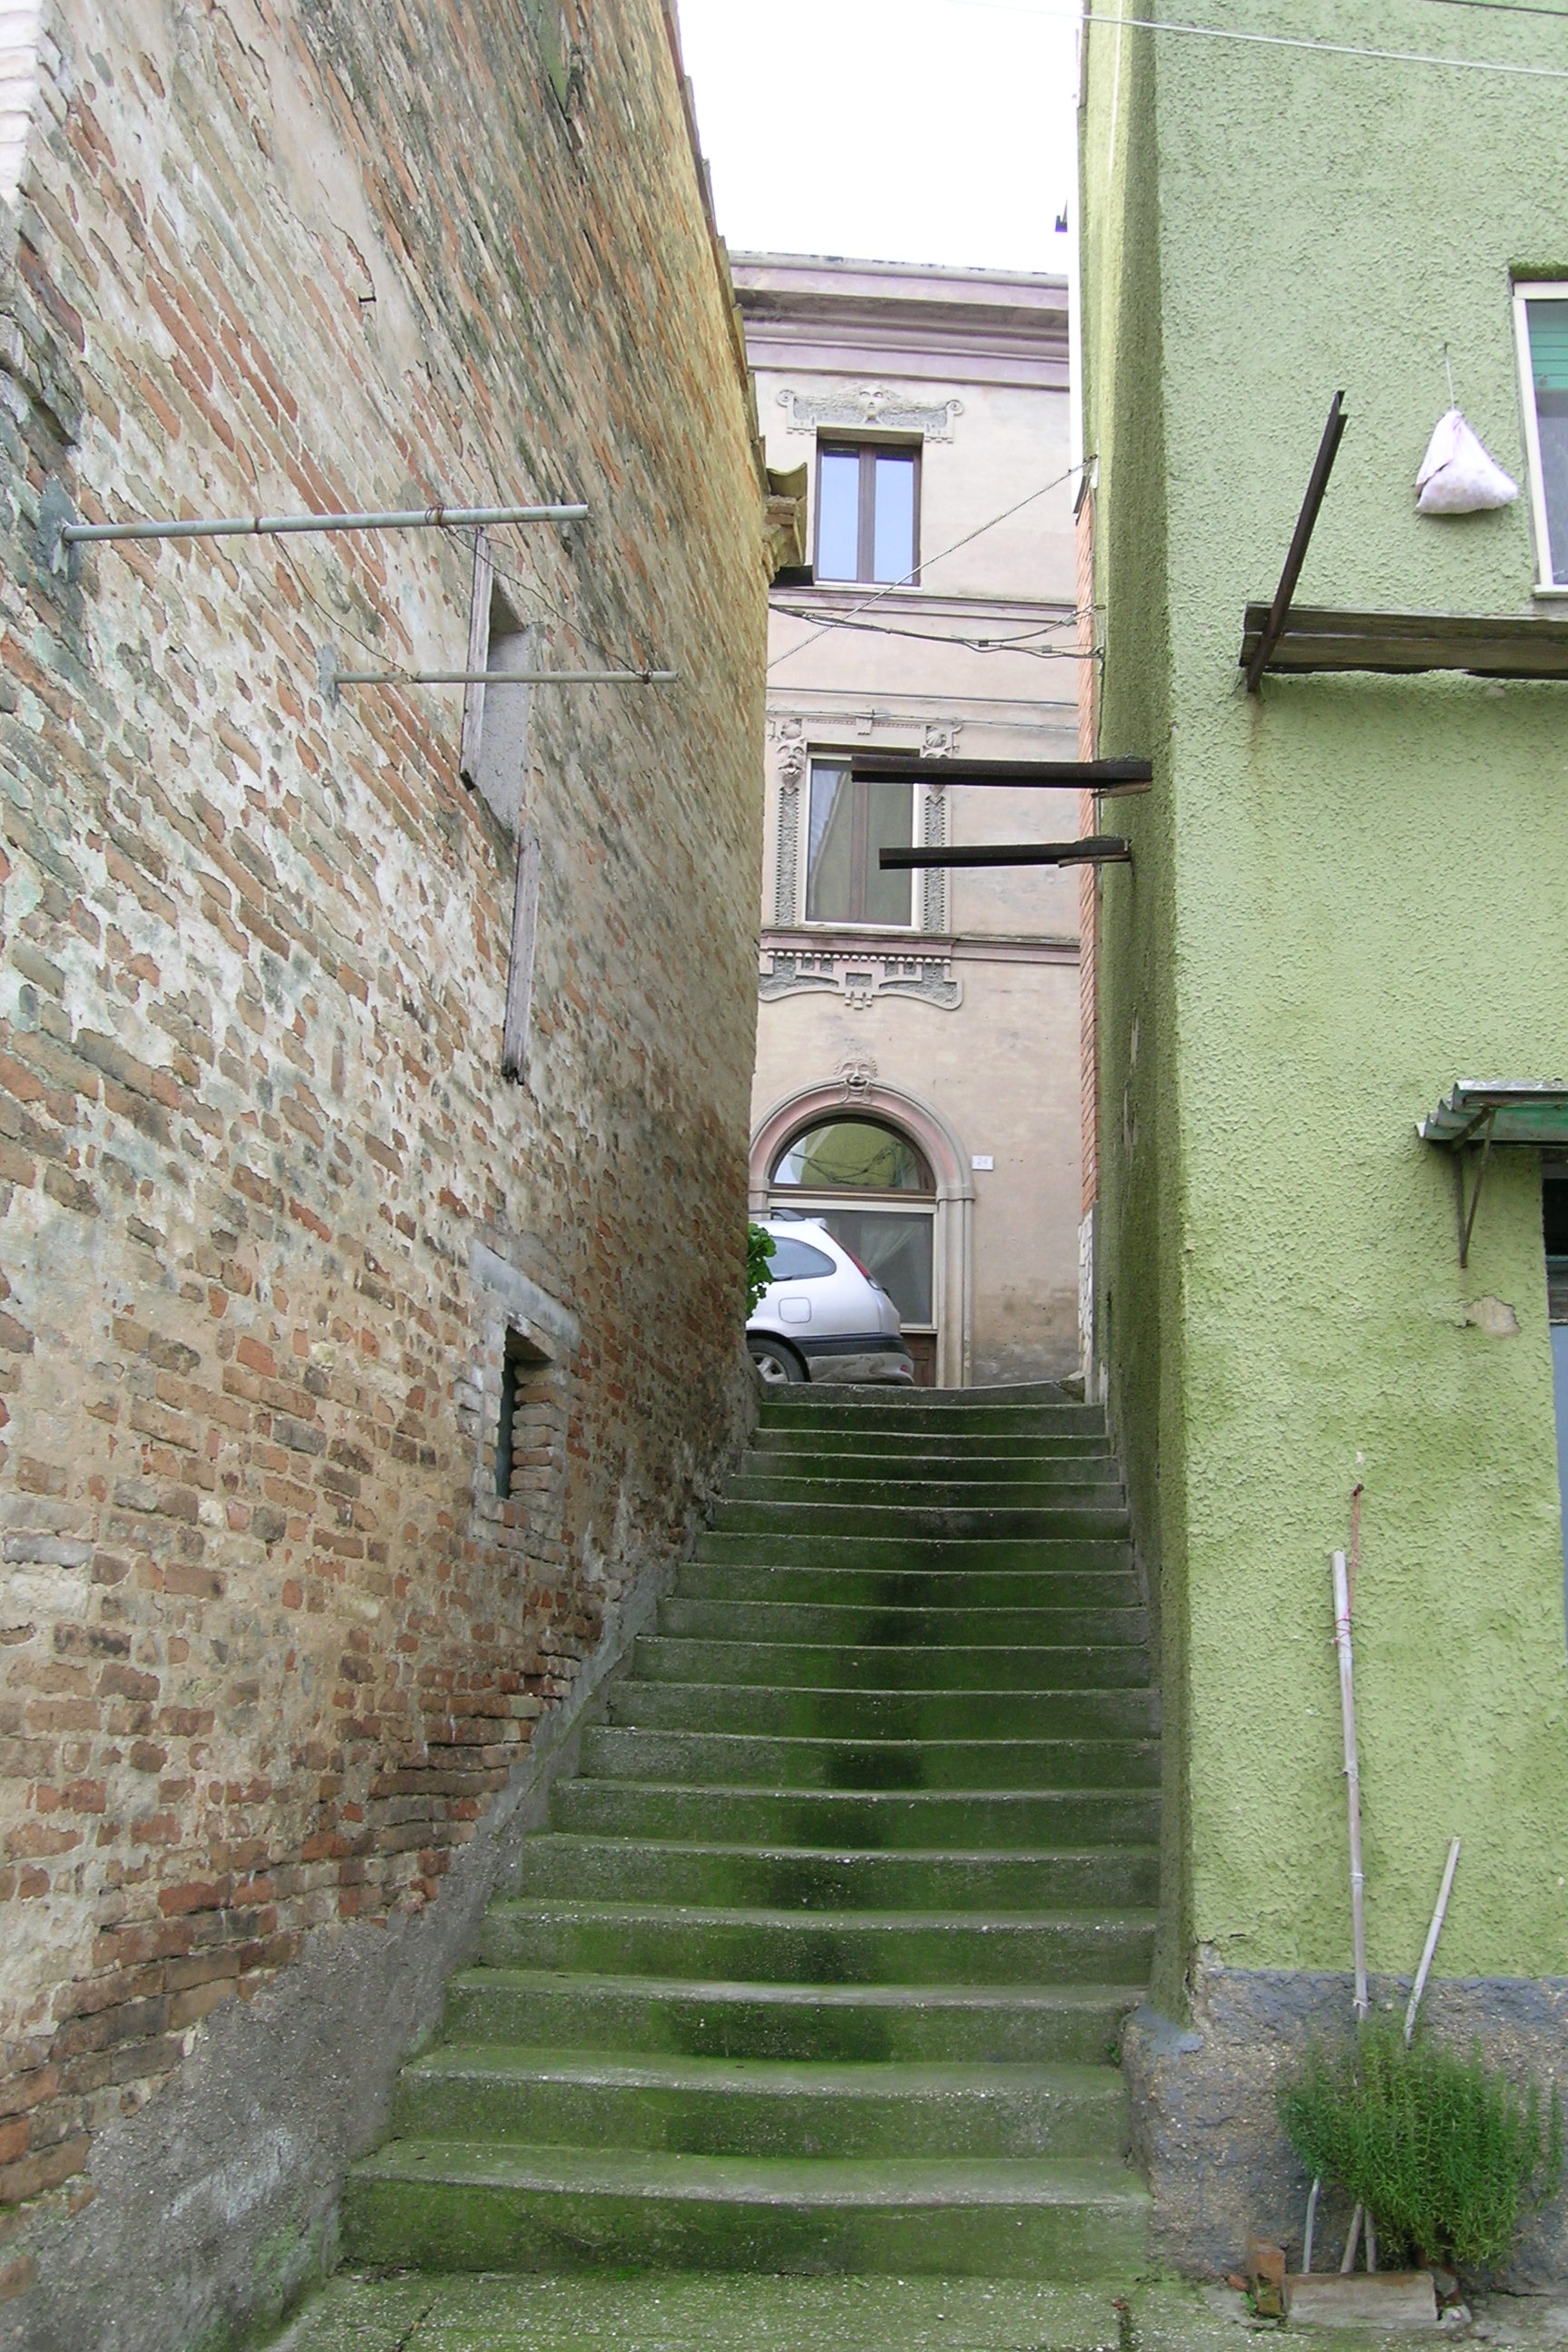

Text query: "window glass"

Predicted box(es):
[817, 449, 860, 582]
[765, 1236, 836, 1281]
[1527, 299, 1568, 585]
[772, 1120, 932, 1192]
[819, 1208, 934, 1326]
[872, 452, 916, 583]
[1527, 301, 1568, 583]
[804, 762, 912, 927]
[863, 780, 913, 925]
[805, 762, 855, 921]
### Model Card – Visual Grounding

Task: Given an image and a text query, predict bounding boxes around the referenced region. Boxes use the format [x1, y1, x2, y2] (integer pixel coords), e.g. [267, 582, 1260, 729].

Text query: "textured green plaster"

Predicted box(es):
[1081, 0, 1568, 1991]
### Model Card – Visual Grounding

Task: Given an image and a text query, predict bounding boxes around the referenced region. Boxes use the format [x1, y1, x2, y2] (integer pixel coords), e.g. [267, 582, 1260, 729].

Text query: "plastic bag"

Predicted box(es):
[1416, 407, 1518, 514]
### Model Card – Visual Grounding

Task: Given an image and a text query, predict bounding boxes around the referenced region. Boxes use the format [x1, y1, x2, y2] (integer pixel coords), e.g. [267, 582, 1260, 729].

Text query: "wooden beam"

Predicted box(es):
[880, 837, 1132, 870]
[1240, 603, 1568, 680]
[1243, 392, 1348, 693]
[853, 753, 1152, 793]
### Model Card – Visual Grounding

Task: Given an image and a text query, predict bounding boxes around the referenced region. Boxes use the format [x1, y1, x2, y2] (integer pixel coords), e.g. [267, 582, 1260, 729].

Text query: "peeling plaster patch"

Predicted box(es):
[1465, 1296, 1522, 1338]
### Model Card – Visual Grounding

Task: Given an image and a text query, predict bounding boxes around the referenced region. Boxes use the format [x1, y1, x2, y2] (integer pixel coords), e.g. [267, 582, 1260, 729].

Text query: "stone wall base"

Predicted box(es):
[1123, 1958, 1568, 2290]
[0, 1508, 713, 2352]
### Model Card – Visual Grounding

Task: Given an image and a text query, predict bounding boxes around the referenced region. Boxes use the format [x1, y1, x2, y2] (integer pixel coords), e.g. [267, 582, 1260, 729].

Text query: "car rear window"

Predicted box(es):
[767, 1238, 836, 1281]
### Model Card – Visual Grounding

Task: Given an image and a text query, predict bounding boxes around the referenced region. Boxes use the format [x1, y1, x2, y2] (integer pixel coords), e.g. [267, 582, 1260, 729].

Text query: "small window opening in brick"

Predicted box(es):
[496, 1328, 555, 1499]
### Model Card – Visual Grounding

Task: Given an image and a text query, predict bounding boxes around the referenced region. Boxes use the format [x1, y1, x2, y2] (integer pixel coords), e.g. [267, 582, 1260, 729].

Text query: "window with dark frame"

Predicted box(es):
[804, 759, 914, 927]
[815, 442, 919, 584]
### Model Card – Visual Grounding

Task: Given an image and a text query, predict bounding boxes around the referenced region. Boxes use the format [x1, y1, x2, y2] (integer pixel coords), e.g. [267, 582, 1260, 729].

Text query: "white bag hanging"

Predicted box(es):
[1416, 407, 1518, 514]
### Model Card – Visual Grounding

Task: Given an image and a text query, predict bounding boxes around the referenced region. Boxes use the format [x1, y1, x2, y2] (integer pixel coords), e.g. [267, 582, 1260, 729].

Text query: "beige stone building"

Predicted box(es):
[736, 254, 1083, 1386]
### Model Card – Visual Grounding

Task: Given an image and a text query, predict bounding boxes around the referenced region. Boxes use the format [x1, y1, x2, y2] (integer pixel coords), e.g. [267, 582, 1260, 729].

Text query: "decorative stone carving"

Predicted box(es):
[921, 721, 964, 761]
[837, 1050, 877, 1099]
[778, 386, 964, 442]
[759, 948, 962, 1012]
[774, 784, 801, 928]
[772, 716, 808, 784]
[920, 786, 947, 936]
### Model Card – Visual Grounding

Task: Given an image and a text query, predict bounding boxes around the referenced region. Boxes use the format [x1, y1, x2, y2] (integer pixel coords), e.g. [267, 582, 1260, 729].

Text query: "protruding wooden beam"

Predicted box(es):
[1243, 392, 1348, 692]
[880, 837, 1132, 870]
[854, 754, 1152, 794]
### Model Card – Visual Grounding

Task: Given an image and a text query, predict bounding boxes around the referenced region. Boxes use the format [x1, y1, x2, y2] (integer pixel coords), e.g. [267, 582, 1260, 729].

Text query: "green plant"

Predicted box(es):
[746, 1221, 777, 1317]
[1279, 2018, 1563, 2273]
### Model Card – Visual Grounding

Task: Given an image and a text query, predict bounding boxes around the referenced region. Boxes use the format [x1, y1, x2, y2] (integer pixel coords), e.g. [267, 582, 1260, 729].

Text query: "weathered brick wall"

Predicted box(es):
[0, 0, 765, 2308]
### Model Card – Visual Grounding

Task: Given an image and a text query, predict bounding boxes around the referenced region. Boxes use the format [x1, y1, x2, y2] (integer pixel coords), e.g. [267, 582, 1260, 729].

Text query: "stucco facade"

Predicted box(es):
[736, 255, 1083, 1387]
[1079, 0, 1568, 2281]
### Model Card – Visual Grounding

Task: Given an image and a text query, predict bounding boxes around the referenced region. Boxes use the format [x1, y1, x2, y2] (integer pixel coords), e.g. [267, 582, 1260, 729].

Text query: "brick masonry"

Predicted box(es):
[0, 0, 767, 2331]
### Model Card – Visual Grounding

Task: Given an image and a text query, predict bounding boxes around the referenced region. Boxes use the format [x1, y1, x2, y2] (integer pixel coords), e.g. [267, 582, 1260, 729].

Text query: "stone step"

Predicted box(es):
[631, 1638, 1151, 1693]
[395, 2047, 1130, 2161]
[513, 1834, 1160, 1913]
[606, 1681, 1161, 1740]
[479, 1899, 1157, 1985]
[671, 1562, 1142, 1610]
[579, 1725, 1161, 1790]
[729, 1478, 1123, 1511]
[341, 2141, 1151, 2278]
[710, 1500, 1131, 1540]
[746, 1430, 1113, 1463]
[760, 1399, 1107, 1436]
[551, 1780, 1161, 1848]
[442, 1968, 1145, 2066]
[655, 1600, 1149, 1649]
[691, 1534, 1133, 1573]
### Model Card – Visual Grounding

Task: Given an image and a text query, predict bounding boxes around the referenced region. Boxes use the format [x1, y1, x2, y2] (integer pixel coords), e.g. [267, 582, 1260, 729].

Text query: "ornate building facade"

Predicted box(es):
[738, 254, 1083, 1385]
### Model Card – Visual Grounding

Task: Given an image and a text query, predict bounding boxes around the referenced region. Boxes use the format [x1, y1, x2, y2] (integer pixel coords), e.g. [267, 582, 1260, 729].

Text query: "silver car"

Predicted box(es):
[747, 1217, 914, 1387]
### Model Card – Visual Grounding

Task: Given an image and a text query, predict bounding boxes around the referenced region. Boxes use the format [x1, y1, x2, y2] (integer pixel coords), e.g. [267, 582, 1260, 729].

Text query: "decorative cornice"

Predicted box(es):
[779, 385, 963, 441]
[759, 945, 963, 1013]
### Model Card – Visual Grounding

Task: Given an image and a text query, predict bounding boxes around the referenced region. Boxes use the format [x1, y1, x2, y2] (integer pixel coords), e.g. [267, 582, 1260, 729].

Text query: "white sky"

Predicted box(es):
[672, 0, 1081, 277]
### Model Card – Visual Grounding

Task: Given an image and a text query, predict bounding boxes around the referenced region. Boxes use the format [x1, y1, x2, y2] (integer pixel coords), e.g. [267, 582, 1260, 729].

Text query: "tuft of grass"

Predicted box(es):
[1279, 2017, 1562, 2273]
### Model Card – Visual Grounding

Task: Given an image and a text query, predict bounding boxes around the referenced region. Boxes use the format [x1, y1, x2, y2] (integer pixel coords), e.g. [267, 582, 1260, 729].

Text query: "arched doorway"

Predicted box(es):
[750, 1086, 974, 1387]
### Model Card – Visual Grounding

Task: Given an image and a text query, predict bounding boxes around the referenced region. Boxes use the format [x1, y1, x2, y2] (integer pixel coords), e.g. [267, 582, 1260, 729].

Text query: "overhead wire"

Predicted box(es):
[881, 0, 1568, 76]
[768, 461, 1085, 672]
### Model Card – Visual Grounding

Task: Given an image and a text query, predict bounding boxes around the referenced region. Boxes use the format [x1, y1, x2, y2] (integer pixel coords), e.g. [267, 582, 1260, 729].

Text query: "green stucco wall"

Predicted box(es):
[1081, 0, 1568, 1996]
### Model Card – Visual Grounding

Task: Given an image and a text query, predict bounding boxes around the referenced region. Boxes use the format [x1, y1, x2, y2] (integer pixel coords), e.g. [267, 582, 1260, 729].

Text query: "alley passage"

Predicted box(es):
[344, 1384, 1156, 2276]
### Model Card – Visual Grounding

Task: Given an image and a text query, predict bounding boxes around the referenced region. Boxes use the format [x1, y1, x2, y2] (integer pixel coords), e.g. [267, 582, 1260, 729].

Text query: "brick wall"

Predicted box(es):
[0, 0, 765, 2291]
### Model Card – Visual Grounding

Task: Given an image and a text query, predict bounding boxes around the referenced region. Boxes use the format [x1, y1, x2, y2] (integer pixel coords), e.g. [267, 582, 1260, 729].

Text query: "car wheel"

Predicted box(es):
[748, 1335, 807, 1387]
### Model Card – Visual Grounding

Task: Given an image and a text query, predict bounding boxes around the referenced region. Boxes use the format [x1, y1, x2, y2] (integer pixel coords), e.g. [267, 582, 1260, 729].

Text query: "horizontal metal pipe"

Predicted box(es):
[335, 668, 678, 688]
[61, 501, 589, 545]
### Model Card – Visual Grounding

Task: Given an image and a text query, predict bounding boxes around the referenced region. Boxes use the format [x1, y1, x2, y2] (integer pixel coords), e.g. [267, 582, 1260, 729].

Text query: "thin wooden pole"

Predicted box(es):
[1332, 1547, 1370, 2021]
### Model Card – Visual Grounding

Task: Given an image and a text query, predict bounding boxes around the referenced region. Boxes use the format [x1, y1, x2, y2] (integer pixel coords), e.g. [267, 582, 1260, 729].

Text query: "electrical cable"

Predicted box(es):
[771, 608, 1094, 657]
[767, 461, 1084, 672]
[864, 0, 1568, 77]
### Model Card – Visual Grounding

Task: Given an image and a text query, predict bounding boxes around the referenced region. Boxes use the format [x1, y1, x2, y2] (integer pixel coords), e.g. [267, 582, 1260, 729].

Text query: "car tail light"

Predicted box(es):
[839, 1242, 872, 1279]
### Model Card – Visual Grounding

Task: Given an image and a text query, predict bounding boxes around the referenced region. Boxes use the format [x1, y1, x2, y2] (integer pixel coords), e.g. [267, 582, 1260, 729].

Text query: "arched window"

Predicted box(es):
[771, 1118, 932, 1194]
[769, 1115, 936, 1334]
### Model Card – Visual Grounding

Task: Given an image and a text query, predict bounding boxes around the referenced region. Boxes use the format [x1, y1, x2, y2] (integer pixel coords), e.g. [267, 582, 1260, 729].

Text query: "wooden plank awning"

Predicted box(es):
[1241, 605, 1568, 681]
[1418, 1082, 1568, 1267]
[1419, 1081, 1568, 1150]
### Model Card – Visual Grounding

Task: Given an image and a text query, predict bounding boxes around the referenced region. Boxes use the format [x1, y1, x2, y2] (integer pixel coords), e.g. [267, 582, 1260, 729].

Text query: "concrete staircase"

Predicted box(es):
[343, 1383, 1157, 2278]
